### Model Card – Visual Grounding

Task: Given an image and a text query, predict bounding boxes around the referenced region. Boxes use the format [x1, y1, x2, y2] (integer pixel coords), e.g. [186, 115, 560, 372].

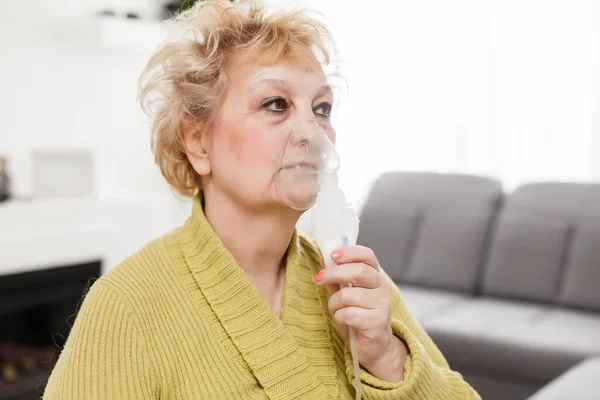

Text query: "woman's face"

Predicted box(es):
[203, 51, 335, 212]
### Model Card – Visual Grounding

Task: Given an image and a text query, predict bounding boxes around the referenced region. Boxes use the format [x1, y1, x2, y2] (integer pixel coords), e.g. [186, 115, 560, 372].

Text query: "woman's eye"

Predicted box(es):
[262, 97, 288, 114]
[314, 102, 332, 118]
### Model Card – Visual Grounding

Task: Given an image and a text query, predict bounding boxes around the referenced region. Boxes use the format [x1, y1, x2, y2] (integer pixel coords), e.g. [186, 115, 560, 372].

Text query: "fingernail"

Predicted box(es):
[331, 250, 343, 261]
[313, 270, 324, 283]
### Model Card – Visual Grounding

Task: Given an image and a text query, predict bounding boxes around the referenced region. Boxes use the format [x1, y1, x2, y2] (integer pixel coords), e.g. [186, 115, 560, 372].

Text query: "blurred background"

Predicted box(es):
[1, 0, 599, 399]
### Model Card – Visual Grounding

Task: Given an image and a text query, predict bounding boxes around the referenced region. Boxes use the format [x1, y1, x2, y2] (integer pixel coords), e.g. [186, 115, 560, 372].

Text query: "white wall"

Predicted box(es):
[299, 0, 600, 205]
[0, 0, 191, 272]
[2, 0, 600, 270]
[3, 0, 600, 200]
[0, 1, 172, 200]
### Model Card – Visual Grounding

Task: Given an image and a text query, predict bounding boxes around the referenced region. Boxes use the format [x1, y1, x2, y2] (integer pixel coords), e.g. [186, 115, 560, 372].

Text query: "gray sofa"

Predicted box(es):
[358, 172, 600, 400]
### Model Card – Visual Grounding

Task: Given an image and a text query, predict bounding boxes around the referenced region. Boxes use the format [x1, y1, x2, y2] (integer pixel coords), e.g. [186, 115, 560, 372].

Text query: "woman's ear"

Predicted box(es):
[180, 121, 211, 177]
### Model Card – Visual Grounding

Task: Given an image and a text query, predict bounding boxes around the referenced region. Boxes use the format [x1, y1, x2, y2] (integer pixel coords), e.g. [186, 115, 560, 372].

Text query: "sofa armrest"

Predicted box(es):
[528, 357, 600, 400]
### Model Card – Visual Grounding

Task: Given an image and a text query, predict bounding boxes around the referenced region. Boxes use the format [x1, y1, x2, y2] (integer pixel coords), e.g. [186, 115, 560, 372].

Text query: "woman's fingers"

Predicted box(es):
[328, 286, 380, 314]
[315, 263, 382, 289]
[316, 245, 402, 374]
[331, 245, 379, 271]
[333, 306, 389, 331]
[320, 258, 341, 299]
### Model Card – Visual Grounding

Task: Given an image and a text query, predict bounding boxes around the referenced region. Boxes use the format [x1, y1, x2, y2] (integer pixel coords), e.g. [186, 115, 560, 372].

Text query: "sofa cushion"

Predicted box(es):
[463, 373, 540, 400]
[499, 183, 600, 212]
[362, 172, 502, 204]
[482, 212, 570, 303]
[482, 182, 600, 304]
[358, 172, 503, 293]
[358, 202, 420, 283]
[423, 298, 600, 382]
[528, 357, 600, 400]
[397, 284, 468, 321]
[559, 219, 600, 311]
[403, 207, 496, 292]
[513, 308, 600, 359]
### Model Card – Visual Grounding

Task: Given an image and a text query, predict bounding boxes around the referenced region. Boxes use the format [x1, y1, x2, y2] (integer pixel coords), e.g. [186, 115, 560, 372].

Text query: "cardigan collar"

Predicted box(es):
[179, 195, 338, 399]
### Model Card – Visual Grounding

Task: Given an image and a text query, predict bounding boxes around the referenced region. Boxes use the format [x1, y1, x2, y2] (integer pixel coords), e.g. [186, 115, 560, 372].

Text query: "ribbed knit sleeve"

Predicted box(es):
[43, 280, 158, 399]
[344, 272, 481, 400]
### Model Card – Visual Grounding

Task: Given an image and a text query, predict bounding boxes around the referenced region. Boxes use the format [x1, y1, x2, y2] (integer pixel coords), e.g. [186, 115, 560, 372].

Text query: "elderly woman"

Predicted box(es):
[44, 1, 479, 399]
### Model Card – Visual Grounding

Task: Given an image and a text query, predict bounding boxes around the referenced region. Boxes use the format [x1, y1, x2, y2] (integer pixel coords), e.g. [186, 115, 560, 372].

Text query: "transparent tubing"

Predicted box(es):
[349, 325, 361, 400]
[341, 281, 362, 399]
[312, 173, 361, 400]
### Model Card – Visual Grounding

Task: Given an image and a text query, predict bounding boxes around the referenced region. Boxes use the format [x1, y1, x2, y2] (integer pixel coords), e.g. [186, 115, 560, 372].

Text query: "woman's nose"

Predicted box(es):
[288, 120, 336, 160]
[294, 103, 319, 122]
[291, 104, 334, 139]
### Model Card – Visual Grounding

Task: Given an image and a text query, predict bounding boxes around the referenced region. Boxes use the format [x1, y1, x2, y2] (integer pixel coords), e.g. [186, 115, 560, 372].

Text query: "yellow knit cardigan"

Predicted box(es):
[44, 197, 480, 399]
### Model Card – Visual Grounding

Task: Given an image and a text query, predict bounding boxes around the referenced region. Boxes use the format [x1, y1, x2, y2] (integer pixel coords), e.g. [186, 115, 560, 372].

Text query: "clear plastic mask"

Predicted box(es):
[275, 119, 339, 210]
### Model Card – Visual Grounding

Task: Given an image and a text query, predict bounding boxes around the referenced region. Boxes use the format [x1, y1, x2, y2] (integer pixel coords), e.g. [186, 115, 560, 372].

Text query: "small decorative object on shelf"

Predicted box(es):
[0, 156, 11, 203]
[180, 0, 235, 12]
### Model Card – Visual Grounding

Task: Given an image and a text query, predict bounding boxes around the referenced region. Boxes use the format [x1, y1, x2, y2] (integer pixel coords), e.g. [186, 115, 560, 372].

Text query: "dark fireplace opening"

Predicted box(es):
[0, 261, 101, 400]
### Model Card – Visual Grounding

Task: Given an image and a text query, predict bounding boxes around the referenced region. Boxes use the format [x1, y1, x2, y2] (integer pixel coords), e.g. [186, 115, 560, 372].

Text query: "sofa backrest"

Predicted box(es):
[481, 183, 600, 311]
[358, 172, 503, 293]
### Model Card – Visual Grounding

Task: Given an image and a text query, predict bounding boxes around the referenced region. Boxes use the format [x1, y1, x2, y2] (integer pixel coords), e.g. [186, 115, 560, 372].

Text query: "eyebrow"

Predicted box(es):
[250, 78, 333, 98]
[315, 84, 333, 98]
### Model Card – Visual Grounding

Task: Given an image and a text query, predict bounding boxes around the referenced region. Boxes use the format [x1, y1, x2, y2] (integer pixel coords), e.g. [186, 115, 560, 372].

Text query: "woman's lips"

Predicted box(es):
[284, 161, 319, 170]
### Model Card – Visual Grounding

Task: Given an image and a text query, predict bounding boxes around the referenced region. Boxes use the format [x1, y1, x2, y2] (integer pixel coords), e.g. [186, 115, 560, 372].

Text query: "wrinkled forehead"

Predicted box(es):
[225, 50, 330, 97]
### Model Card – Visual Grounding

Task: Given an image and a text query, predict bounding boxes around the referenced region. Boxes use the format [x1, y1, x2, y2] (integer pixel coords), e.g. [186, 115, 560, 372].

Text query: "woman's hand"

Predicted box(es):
[314, 245, 409, 383]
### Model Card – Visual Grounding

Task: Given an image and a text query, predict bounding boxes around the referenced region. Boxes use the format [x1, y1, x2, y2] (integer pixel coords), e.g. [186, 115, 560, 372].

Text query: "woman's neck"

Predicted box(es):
[202, 188, 299, 282]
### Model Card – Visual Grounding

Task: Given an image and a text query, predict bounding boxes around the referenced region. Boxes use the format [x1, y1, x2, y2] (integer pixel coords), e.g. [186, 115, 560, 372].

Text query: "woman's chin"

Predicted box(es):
[274, 172, 320, 210]
[279, 187, 319, 210]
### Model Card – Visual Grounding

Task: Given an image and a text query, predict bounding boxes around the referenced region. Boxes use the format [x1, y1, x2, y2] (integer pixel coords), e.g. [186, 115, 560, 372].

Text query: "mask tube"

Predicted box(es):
[311, 171, 361, 400]
[275, 119, 362, 399]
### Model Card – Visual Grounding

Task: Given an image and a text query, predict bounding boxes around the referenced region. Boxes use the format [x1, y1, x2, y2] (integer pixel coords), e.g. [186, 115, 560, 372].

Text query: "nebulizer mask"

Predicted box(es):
[275, 119, 362, 400]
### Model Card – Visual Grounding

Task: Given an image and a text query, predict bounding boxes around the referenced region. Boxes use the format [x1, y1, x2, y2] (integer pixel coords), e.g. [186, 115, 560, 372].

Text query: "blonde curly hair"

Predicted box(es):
[139, 0, 335, 197]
